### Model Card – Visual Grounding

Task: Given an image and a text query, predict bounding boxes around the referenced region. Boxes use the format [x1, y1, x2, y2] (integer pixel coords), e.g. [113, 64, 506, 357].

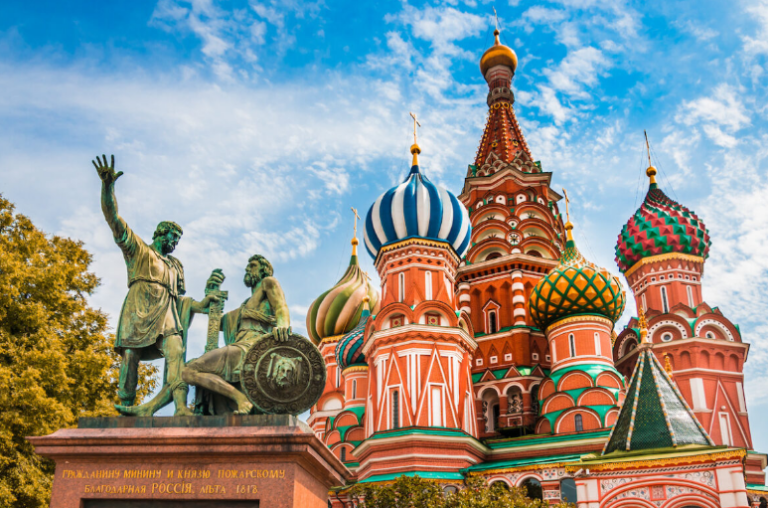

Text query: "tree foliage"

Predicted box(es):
[0, 195, 158, 508]
[348, 475, 575, 508]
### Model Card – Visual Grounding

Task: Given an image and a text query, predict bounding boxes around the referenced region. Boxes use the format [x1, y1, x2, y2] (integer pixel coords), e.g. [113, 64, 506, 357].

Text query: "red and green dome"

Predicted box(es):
[616, 182, 710, 273]
[529, 236, 626, 331]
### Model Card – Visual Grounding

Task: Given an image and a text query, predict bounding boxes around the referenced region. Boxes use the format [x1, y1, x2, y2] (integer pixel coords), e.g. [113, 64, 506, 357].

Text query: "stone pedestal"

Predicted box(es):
[29, 415, 351, 508]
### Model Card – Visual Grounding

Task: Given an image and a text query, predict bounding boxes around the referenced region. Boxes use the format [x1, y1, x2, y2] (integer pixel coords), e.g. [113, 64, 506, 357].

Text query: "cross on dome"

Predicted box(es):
[409, 111, 422, 166]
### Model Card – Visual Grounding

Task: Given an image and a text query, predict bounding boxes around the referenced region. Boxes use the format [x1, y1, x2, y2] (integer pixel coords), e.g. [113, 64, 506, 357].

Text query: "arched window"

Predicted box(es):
[351, 380, 357, 399]
[530, 385, 540, 414]
[492, 404, 500, 431]
[661, 286, 669, 313]
[485, 252, 502, 261]
[425, 271, 432, 300]
[521, 478, 542, 500]
[575, 413, 583, 432]
[340, 447, 346, 462]
[391, 390, 400, 429]
[560, 478, 577, 503]
[398, 272, 405, 302]
[526, 250, 543, 258]
[569, 334, 576, 357]
[687, 285, 694, 307]
[489, 311, 498, 334]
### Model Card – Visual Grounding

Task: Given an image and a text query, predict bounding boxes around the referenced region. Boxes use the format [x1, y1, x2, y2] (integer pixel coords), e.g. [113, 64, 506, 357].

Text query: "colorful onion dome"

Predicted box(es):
[306, 238, 380, 344]
[364, 144, 471, 260]
[615, 166, 711, 273]
[335, 297, 371, 370]
[529, 223, 626, 331]
[480, 29, 518, 76]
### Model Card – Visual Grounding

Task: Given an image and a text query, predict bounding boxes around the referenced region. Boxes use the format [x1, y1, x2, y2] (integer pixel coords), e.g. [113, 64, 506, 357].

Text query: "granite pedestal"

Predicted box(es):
[29, 415, 350, 508]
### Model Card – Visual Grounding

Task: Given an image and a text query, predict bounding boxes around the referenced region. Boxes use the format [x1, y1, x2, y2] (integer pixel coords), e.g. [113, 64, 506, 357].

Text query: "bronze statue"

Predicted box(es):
[184, 254, 292, 415]
[93, 155, 220, 416]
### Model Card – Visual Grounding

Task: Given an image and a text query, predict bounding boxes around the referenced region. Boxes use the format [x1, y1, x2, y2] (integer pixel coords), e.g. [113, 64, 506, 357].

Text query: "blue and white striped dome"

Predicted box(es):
[364, 163, 471, 260]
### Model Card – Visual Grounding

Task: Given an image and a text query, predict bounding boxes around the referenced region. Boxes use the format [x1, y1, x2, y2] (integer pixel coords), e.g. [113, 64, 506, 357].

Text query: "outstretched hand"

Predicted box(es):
[93, 154, 123, 186]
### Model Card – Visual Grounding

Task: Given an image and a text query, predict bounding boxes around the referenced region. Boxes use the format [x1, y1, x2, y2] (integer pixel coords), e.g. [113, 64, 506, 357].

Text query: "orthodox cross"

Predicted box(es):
[562, 187, 571, 223]
[351, 207, 361, 238]
[409, 111, 421, 145]
[644, 129, 652, 167]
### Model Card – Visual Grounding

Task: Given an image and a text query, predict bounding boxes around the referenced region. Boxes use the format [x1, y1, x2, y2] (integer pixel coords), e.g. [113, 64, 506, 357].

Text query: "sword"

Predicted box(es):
[204, 268, 228, 353]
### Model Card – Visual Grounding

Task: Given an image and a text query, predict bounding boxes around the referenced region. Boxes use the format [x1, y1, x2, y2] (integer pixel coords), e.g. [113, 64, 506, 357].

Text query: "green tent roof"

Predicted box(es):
[603, 348, 714, 454]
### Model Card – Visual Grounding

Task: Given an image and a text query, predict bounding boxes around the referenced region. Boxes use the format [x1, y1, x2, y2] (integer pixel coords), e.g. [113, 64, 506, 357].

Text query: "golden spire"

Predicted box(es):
[644, 130, 657, 185]
[663, 353, 673, 376]
[410, 111, 421, 166]
[350, 207, 361, 256]
[562, 187, 574, 242]
[638, 306, 649, 344]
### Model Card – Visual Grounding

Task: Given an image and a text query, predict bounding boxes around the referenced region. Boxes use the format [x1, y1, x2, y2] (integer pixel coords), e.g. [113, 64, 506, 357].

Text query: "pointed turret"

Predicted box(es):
[603, 319, 714, 453]
[473, 28, 533, 172]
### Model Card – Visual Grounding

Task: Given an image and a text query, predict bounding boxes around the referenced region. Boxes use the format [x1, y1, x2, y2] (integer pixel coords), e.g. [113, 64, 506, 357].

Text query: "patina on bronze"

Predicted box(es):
[93, 154, 221, 416]
[183, 254, 323, 416]
[241, 332, 325, 414]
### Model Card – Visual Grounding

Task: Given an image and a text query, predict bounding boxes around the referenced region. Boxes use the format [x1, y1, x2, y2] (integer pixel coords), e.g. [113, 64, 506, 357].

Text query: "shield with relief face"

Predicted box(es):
[240, 333, 326, 415]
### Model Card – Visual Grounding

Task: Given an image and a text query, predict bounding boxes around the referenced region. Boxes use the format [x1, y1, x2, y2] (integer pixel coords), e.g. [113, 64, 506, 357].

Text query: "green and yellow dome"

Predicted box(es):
[307, 237, 380, 344]
[529, 223, 626, 331]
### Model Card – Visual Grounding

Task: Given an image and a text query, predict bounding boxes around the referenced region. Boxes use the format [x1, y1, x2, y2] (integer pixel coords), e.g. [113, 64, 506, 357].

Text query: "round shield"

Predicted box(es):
[240, 332, 326, 415]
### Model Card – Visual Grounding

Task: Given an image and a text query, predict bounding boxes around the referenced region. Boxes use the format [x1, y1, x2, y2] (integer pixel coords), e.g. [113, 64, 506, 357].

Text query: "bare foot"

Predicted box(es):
[115, 404, 154, 417]
[234, 400, 253, 415]
[174, 406, 194, 417]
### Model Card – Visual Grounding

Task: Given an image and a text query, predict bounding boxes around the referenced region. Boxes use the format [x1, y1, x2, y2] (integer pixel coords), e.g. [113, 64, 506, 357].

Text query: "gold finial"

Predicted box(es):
[638, 306, 649, 343]
[562, 187, 574, 241]
[350, 207, 361, 255]
[644, 130, 657, 185]
[663, 353, 673, 376]
[410, 111, 422, 166]
[362, 295, 371, 311]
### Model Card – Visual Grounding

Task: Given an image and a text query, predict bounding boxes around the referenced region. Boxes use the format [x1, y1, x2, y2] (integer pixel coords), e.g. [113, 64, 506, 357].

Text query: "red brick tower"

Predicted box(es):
[455, 29, 566, 438]
[613, 160, 764, 485]
[355, 139, 480, 483]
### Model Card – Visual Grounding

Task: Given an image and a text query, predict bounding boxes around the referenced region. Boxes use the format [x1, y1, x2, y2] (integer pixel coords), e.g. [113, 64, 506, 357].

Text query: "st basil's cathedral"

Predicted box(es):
[304, 28, 768, 507]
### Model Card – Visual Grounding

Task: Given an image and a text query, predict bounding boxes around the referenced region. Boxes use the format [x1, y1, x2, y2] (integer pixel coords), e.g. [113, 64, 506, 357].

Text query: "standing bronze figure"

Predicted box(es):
[93, 155, 219, 416]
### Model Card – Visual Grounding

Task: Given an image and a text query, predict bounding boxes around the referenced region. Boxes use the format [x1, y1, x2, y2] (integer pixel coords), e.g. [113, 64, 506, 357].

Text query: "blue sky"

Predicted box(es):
[3, 0, 768, 451]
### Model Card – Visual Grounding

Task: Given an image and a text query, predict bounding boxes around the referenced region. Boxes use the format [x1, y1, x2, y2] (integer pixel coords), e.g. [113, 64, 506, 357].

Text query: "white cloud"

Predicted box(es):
[675, 84, 750, 147]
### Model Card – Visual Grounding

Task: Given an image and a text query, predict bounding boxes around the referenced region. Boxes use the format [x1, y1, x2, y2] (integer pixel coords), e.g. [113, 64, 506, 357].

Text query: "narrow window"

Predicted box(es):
[569, 334, 576, 357]
[661, 286, 669, 313]
[398, 273, 405, 302]
[492, 404, 500, 431]
[340, 448, 346, 462]
[687, 285, 694, 307]
[336, 367, 341, 388]
[392, 390, 400, 429]
[425, 271, 432, 300]
[431, 387, 442, 427]
[351, 380, 357, 399]
[719, 413, 732, 446]
[489, 311, 497, 334]
[642, 293, 647, 311]
[575, 414, 583, 432]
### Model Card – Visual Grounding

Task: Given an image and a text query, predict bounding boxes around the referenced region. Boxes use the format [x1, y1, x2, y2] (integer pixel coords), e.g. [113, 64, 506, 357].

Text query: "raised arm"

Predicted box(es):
[263, 276, 291, 342]
[93, 154, 126, 239]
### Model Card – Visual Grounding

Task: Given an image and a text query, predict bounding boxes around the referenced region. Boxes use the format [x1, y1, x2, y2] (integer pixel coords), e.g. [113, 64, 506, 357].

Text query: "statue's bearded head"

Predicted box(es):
[153, 221, 183, 255]
[244, 254, 274, 288]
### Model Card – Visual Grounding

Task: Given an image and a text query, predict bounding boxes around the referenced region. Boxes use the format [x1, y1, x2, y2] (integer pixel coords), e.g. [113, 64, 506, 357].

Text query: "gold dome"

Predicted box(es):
[480, 29, 518, 76]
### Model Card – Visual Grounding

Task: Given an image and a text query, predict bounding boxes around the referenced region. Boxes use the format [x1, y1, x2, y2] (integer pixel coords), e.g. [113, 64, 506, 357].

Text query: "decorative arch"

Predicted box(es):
[557, 370, 594, 391]
[695, 318, 736, 341]
[554, 408, 601, 433]
[541, 393, 575, 414]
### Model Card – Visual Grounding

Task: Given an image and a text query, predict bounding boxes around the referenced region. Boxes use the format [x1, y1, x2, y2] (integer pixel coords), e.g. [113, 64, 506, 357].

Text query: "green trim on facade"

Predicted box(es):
[464, 453, 582, 473]
[486, 430, 611, 450]
[358, 471, 465, 483]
